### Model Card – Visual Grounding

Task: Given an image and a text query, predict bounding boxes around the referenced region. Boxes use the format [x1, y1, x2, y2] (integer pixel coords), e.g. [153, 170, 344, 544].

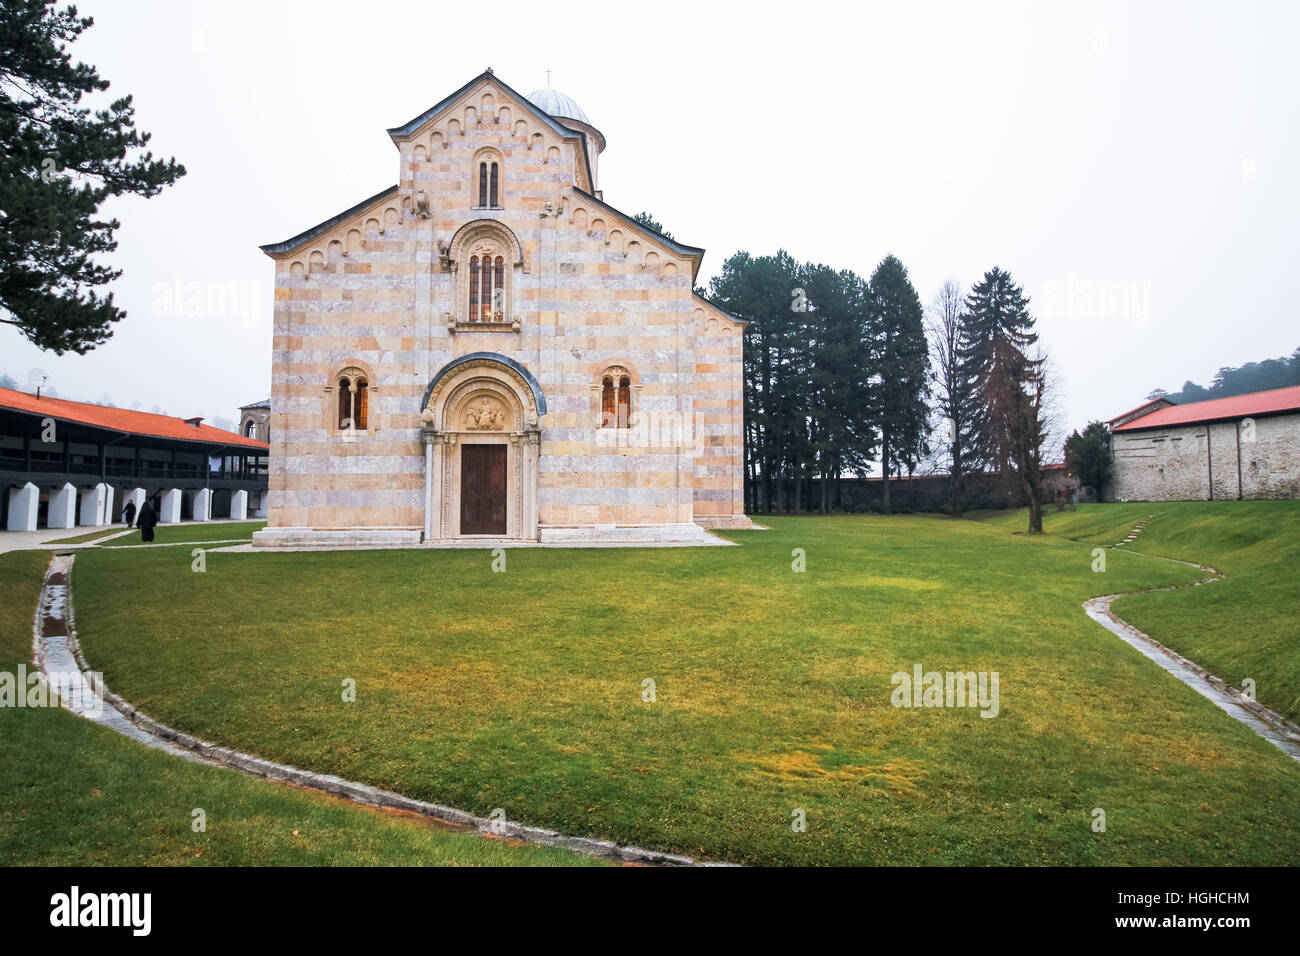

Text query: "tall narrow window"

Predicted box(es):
[493, 257, 504, 320]
[479, 256, 491, 321]
[469, 257, 480, 318]
[338, 379, 351, 430]
[478, 162, 488, 206]
[617, 376, 631, 428]
[601, 377, 615, 427]
[489, 162, 499, 206]
[355, 379, 368, 430]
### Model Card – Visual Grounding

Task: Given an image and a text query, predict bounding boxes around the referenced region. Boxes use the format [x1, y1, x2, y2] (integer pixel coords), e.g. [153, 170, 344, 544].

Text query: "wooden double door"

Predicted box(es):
[460, 443, 507, 535]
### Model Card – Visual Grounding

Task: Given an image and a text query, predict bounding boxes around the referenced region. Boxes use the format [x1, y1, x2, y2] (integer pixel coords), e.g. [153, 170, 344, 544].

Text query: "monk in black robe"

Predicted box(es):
[136, 499, 158, 542]
[122, 499, 136, 528]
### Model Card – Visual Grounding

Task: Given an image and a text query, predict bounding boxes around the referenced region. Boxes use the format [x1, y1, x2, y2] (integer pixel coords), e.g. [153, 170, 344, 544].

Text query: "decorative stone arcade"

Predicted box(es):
[420, 354, 543, 541]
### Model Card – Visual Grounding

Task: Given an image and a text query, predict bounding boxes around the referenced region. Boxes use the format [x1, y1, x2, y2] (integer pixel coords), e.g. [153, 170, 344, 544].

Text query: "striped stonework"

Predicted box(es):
[253, 71, 750, 547]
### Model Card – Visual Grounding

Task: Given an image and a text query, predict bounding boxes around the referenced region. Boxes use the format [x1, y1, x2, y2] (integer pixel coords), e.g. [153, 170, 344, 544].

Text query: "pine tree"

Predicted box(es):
[0, 1, 186, 353]
[959, 267, 1049, 531]
[869, 255, 930, 514]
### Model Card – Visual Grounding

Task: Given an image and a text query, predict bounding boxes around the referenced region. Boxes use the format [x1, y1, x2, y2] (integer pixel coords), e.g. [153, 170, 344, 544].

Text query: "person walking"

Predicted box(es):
[136, 497, 158, 543]
[122, 498, 137, 528]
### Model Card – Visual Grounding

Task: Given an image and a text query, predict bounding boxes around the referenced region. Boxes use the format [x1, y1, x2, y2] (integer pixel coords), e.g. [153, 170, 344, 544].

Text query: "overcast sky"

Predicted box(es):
[2, 0, 1296, 441]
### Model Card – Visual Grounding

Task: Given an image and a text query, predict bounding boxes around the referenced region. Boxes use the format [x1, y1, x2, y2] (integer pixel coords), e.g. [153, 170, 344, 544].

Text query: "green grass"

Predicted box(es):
[44, 527, 130, 545]
[66, 508, 1300, 865]
[0, 551, 602, 866]
[978, 501, 1300, 721]
[100, 521, 266, 547]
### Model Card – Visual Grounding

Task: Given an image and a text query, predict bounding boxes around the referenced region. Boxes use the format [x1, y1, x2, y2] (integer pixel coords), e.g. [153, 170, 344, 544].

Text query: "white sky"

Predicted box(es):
[2, 0, 1296, 441]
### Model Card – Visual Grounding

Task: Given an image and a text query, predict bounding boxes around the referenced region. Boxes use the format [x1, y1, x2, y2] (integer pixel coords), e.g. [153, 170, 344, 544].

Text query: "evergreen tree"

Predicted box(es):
[957, 267, 1039, 471]
[0, 0, 186, 353]
[959, 267, 1048, 532]
[868, 255, 930, 513]
[1064, 421, 1112, 501]
[631, 211, 674, 241]
[802, 263, 873, 512]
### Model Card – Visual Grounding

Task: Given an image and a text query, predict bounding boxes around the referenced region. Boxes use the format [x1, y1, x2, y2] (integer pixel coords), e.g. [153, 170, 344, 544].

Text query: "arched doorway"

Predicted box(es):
[420, 354, 544, 540]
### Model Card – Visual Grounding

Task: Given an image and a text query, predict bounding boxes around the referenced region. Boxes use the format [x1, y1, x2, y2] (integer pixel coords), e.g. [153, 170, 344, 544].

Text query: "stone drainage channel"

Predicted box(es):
[1082, 529, 1300, 763]
[32, 552, 720, 867]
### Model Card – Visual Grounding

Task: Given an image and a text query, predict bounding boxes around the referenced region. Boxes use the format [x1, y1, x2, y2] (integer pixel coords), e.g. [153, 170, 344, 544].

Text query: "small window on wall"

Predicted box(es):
[336, 369, 369, 432]
[601, 375, 632, 428]
[477, 161, 499, 207]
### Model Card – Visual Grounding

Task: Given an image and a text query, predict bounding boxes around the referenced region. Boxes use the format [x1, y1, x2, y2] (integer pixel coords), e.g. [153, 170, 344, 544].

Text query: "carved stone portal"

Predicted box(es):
[465, 396, 507, 431]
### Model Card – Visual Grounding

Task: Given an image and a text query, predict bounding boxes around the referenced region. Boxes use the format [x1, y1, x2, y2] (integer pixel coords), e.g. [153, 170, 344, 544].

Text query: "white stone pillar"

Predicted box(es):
[423, 436, 434, 541]
[125, 488, 145, 522]
[159, 488, 182, 523]
[48, 483, 78, 529]
[230, 489, 248, 520]
[7, 482, 39, 532]
[79, 483, 108, 526]
[193, 488, 212, 522]
[103, 485, 115, 524]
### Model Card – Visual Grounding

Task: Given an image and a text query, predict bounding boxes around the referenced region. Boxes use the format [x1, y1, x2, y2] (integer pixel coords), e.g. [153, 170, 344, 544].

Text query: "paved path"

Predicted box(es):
[1083, 525, 1300, 763]
[1, 519, 260, 554]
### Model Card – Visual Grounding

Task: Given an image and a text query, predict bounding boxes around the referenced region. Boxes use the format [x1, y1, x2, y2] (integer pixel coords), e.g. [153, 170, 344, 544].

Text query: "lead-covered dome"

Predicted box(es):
[526, 88, 591, 126]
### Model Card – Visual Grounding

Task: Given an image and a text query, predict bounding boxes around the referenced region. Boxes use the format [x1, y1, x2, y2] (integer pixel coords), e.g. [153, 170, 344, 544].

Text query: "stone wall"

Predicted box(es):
[1109, 412, 1300, 501]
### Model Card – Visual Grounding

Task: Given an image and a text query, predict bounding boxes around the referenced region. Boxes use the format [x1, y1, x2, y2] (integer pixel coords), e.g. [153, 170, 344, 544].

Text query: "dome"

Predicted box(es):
[526, 88, 591, 126]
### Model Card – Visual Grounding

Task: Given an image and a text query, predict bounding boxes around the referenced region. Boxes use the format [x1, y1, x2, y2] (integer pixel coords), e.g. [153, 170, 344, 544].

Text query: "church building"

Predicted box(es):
[253, 70, 750, 547]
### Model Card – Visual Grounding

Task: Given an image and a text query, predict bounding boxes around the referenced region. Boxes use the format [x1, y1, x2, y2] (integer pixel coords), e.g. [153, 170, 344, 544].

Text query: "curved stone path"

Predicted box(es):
[1082, 523, 1300, 763]
[33, 553, 720, 866]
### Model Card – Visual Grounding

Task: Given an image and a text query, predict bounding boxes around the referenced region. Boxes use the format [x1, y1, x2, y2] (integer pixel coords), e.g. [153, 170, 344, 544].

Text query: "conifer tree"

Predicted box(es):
[0, 1, 186, 353]
[868, 255, 930, 513]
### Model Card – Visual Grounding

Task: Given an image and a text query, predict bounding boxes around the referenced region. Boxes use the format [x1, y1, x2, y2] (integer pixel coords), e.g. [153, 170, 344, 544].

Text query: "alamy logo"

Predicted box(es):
[50, 886, 151, 936]
[890, 663, 1000, 718]
[0, 664, 102, 716]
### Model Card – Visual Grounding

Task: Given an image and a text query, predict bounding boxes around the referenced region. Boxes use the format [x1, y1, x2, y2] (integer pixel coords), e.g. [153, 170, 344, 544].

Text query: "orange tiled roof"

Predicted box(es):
[1111, 385, 1300, 432]
[0, 387, 268, 450]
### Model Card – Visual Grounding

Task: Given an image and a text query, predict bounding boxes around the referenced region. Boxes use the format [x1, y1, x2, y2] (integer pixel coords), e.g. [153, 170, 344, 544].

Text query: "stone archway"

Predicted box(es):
[420, 356, 542, 540]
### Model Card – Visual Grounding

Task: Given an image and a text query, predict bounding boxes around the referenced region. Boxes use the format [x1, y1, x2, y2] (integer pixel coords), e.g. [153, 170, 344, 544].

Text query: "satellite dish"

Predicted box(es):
[27, 368, 49, 397]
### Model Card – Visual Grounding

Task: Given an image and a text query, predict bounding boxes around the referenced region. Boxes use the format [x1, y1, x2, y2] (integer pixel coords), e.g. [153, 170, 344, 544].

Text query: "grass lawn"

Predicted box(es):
[66, 506, 1300, 865]
[977, 500, 1300, 722]
[99, 520, 266, 547]
[44, 527, 130, 545]
[0, 551, 602, 866]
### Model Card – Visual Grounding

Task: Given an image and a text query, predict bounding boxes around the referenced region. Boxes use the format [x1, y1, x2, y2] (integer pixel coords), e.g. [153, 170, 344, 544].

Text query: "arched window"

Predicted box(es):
[601, 376, 615, 427]
[451, 223, 518, 327]
[600, 373, 632, 428]
[617, 376, 631, 428]
[468, 254, 506, 322]
[243, 419, 256, 438]
[477, 161, 499, 207]
[336, 368, 369, 432]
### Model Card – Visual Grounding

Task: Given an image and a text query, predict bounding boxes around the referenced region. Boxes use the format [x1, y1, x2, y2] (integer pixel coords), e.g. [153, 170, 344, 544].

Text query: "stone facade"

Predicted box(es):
[238, 399, 270, 443]
[1110, 412, 1300, 501]
[253, 71, 749, 547]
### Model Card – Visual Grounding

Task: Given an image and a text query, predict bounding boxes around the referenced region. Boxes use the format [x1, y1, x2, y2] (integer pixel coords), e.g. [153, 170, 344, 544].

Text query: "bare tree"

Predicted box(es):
[925, 279, 970, 513]
[984, 339, 1052, 533]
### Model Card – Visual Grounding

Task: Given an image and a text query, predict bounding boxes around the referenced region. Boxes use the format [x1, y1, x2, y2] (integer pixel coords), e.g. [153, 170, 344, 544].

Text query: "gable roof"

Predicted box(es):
[1111, 385, 1300, 432]
[693, 292, 749, 329]
[387, 70, 594, 189]
[1106, 397, 1174, 425]
[0, 387, 268, 450]
[571, 186, 708, 282]
[260, 183, 399, 257]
